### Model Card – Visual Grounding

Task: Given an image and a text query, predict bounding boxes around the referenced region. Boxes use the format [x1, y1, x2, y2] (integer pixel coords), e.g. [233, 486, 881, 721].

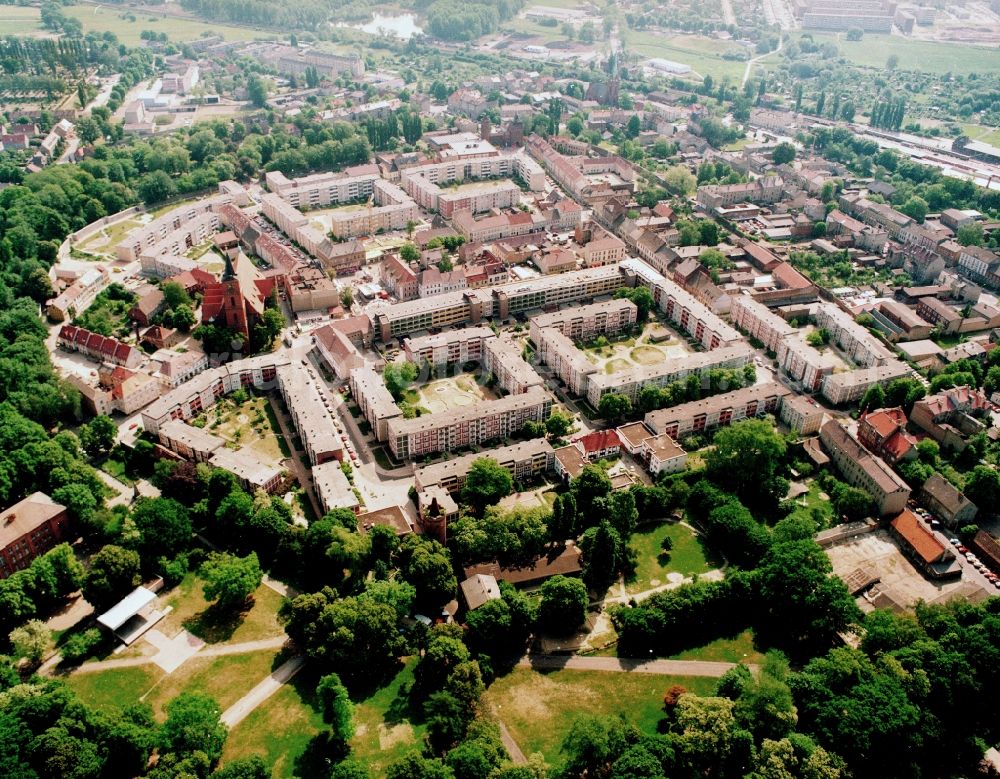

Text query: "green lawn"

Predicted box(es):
[0, 5, 42, 34]
[351, 660, 427, 777]
[141, 649, 282, 720]
[220, 674, 325, 779]
[626, 522, 720, 594]
[62, 4, 268, 46]
[156, 573, 286, 645]
[959, 124, 1000, 147]
[64, 665, 164, 714]
[485, 668, 717, 767]
[625, 30, 748, 82]
[797, 31, 1000, 76]
[668, 629, 765, 665]
[783, 480, 833, 529]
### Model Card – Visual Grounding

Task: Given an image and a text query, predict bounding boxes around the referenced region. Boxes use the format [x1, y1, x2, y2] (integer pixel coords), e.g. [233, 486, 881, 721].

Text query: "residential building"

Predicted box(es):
[889, 509, 959, 578]
[779, 393, 824, 435]
[57, 325, 143, 369]
[858, 407, 918, 463]
[529, 298, 637, 344]
[460, 574, 501, 612]
[157, 419, 224, 463]
[730, 295, 795, 352]
[820, 361, 911, 406]
[920, 472, 977, 528]
[140, 354, 291, 435]
[696, 176, 784, 209]
[572, 429, 621, 461]
[958, 245, 1000, 287]
[46, 266, 112, 321]
[644, 434, 688, 475]
[208, 448, 283, 494]
[414, 439, 554, 493]
[419, 267, 467, 298]
[0, 493, 71, 579]
[873, 300, 934, 342]
[909, 385, 992, 451]
[276, 363, 344, 465]
[314, 323, 366, 381]
[645, 382, 790, 441]
[814, 303, 895, 367]
[313, 461, 360, 515]
[585, 344, 754, 407]
[381, 255, 419, 301]
[404, 327, 495, 367]
[386, 386, 553, 459]
[819, 420, 911, 516]
[915, 297, 962, 334]
[349, 365, 403, 442]
[483, 337, 543, 395]
[535, 327, 599, 396]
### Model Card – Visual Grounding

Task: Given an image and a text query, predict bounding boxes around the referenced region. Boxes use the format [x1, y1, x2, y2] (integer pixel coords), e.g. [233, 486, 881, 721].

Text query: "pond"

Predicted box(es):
[340, 13, 423, 40]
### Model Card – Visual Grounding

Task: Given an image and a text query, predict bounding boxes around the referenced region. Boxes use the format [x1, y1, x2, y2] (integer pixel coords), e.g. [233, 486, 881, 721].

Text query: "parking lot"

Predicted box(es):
[826, 530, 973, 611]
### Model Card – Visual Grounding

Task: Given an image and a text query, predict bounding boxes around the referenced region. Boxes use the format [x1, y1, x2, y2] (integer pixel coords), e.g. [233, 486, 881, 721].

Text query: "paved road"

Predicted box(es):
[520, 655, 752, 678]
[64, 636, 287, 675]
[220, 654, 306, 728]
[742, 35, 783, 88]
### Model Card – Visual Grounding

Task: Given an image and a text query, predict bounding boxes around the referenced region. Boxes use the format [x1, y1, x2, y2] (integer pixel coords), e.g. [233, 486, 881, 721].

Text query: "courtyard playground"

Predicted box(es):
[583, 321, 696, 375]
[403, 372, 499, 414]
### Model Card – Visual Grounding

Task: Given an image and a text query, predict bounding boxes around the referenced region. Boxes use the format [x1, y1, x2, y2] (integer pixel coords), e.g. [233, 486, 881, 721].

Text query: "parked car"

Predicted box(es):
[950, 538, 961, 546]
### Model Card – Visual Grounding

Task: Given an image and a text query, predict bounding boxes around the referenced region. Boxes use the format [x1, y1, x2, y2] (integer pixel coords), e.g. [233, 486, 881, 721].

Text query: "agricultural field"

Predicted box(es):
[485, 668, 718, 767]
[625, 30, 749, 82]
[798, 31, 1000, 76]
[0, 6, 44, 35]
[62, 4, 267, 47]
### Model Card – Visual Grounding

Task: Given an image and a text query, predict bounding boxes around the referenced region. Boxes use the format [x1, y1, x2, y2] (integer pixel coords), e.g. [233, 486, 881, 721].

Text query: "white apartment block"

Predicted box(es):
[116, 195, 231, 262]
[349, 365, 403, 441]
[414, 438, 554, 493]
[775, 335, 837, 392]
[585, 343, 753, 407]
[140, 355, 291, 435]
[313, 461, 360, 515]
[276, 363, 344, 466]
[730, 295, 794, 352]
[536, 327, 599, 396]
[265, 169, 379, 209]
[140, 253, 198, 279]
[401, 150, 544, 212]
[136, 213, 220, 264]
[373, 265, 623, 341]
[404, 327, 495, 366]
[327, 180, 419, 239]
[46, 266, 111, 321]
[529, 298, 638, 344]
[483, 337, 544, 395]
[814, 303, 895, 368]
[645, 382, 790, 440]
[820, 361, 911, 406]
[386, 386, 553, 459]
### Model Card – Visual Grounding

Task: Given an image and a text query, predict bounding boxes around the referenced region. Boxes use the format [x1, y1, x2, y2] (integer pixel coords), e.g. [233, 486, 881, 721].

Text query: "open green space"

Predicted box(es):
[201, 394, 286, 463]
[625, 30, 748, 82]
[0, 6, 43, 34]
[959, 123, 1000, 148]
[64, 665, 165, 714]
[351, 660, 427, 777]
[155, 573, 286, 645]
[62, 4, 266, 47]
[626, 522, 720, 594]
[485, 668, 717, 767]
[220, 674, 325, 778]
[784, 480, 834, 528]
[796, 32, 1000, 76]
[142, 649, 282, 720]
[667, 629, 765, 665]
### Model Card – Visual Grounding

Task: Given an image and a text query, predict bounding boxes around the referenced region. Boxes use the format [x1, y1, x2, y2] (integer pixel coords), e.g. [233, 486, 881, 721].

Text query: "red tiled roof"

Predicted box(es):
[772, 261, 812, 290]
[891, 509, 946, 565]
[576, 428, 621, 455]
